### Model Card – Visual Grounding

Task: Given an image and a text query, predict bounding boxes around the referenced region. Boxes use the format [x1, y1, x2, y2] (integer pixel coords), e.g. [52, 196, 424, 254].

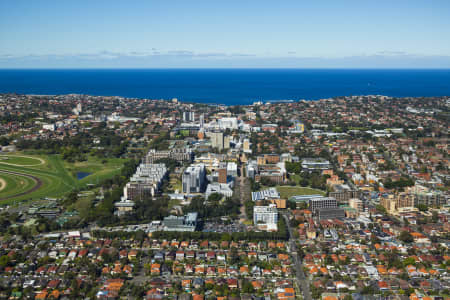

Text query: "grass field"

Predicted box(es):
[63, 156, 125, 188]
[0, 155, 44, 166]
[276, 186, 325, 199]
[0, 153, 128, 206]
[0, 172, 36, 198]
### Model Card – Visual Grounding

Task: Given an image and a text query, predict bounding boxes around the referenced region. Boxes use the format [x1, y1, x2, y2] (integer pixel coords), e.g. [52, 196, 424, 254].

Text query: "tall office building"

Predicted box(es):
[200, 114, 204, 128]
[183, 111, 195, 122]
[182, 164, 206, 194]
[218, 168, 227, 184]
[210, 131, 230, 150]
[243, 138, 251, 153]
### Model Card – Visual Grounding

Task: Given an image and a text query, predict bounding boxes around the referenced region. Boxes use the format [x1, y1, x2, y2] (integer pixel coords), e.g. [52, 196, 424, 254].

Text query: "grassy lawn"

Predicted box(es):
[168, 198, 181, 209]
[0, 155, 44, 166]
[167, 173, 182, 193]
[63, 156, 127, 188]
[0, 153, 128, 206]
[276, 186, 325, 199]
[70, 195, 94, 219]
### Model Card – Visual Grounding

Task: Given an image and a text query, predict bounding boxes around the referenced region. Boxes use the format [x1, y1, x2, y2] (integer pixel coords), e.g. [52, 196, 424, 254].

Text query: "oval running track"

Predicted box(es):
[0, 170, 43, 201]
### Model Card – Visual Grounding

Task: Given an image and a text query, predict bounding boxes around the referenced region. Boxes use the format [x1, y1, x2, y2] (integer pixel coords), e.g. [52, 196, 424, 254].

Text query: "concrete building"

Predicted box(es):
[210, 131, 230, 151]
[115, 163, 167, 216]
[252, 188, 280, 202]
[329, 184, 360, 205]
[317, 208, 345, 220]
[246, 160, 258, 179]
[194, 153, 227, 171]
[253, 204, 278, 230]
[218, 168, 227, 184]
[218, 117, 238, 130]
[255, 162, 286, 184]
[349, 198, 363, 212]
[199, 114, 204, 128]
[301, 158, 331, 171]
[289, 194, 326, 206]
[144, 148, 193, 164]
[407, 185, 448, 207]
[280, 153, 292, 163]
[226, 162, 238, 178]
[205, 183, 233, 199]
[163, 212, 198, 232]
[243, 138, 251, 153]
[182, 164, 206, 194]
[183, 111, 195, 122]
[309, 197, 338, 212]
[381, 195, 397, 214]
[380, 193, 415, 214]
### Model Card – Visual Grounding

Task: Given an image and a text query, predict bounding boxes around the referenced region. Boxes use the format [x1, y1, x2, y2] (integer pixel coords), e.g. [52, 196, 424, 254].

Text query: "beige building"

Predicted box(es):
[381, 195, 397, 214]
[381, 193, 415, 215]
[349, 198, 363, 212]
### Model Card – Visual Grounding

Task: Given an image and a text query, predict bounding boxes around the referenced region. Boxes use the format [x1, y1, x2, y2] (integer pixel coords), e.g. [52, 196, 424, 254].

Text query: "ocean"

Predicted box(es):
[0, 69, 449, 105]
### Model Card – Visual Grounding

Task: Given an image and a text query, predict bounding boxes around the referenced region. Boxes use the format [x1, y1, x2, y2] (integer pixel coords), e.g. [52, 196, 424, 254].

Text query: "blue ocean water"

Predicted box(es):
[0, 69, 449, 105]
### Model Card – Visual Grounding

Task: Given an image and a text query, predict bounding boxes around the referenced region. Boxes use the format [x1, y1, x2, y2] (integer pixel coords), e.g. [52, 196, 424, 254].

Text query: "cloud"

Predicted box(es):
[1, 50, 450, 68]
[374, 51, 409, 56]
[0, 50, 259, 61]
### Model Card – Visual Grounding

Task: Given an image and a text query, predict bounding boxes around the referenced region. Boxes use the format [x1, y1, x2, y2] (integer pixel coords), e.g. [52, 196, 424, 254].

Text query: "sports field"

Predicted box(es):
[0, 153, 127, 205]
[276, 186, 326, 199]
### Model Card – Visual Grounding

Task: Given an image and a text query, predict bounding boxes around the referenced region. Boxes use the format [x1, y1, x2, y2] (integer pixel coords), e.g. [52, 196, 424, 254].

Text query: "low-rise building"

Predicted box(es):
[163, 212, 198, 232]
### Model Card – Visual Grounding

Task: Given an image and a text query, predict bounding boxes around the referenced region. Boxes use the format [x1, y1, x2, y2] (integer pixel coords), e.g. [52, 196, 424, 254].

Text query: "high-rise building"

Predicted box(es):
[243, 138, 251, 153]
[115, 163, 167, 216]
[349, 198, 363, 212]
[182, 164, 206, 194]
[183, 111, 195, 122]
[218, 168, 227, 184]
[210, 131, 230, 150]
[381, 196, 397, 214]
[210, 131, 223, 150]
[224, 135, 230, 150]
[200, 114, 204, 128]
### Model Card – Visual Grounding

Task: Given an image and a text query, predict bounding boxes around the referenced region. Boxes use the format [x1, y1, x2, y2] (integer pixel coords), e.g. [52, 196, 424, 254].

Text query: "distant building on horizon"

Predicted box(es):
[183, 111, 195, 122]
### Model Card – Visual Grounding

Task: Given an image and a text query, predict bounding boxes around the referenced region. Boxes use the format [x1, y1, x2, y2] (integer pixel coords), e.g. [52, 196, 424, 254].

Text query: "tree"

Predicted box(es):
[208, 192, 222, 204]
[399, 231, 414, 243]
[0, 255, 11, 267]
[416, 204, 428, 212]
[432, 211, 438, 222]
[241, 279, 255, 293]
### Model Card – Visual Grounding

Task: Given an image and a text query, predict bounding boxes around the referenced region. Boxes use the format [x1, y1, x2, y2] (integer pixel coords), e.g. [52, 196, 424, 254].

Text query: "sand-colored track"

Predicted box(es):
[0, 178, 5, 192]
[0, 170, 42, 200]
[0, 155, 45, 167]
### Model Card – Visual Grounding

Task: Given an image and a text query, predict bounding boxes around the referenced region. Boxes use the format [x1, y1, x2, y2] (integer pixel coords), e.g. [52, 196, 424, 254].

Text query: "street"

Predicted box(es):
[282, 213, 312, 300]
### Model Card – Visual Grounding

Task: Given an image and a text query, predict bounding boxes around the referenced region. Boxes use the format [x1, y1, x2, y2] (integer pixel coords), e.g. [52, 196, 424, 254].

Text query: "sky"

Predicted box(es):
[1, 0, 450, 68]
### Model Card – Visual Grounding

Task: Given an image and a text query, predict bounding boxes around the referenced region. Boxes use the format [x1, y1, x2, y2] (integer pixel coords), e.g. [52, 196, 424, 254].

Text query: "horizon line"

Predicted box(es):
[1, 67, 450, 70]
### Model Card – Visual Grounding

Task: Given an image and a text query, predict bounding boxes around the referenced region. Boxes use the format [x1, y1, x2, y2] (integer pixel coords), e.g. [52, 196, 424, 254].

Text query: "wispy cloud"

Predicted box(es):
[0, 50, 258, 61]
[1, 50, 450, 68]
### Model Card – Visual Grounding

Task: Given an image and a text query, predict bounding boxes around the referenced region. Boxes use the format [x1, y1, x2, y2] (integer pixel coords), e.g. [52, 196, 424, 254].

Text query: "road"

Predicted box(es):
[282, 213, 312, 300]
[238, 173, 249, 223]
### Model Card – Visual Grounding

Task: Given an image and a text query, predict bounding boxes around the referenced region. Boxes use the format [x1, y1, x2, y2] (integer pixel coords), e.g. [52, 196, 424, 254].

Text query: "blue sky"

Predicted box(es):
[1, 0, 450, 68]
